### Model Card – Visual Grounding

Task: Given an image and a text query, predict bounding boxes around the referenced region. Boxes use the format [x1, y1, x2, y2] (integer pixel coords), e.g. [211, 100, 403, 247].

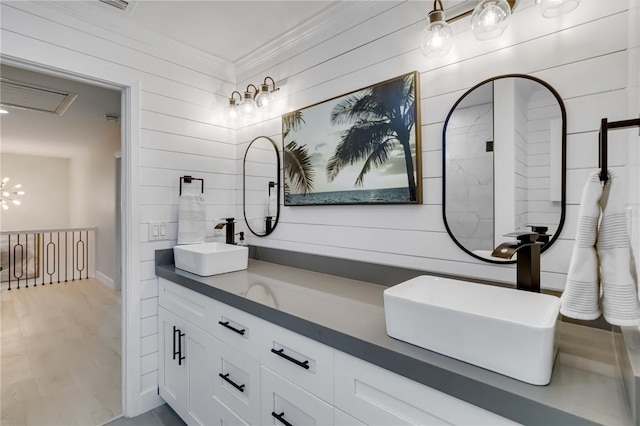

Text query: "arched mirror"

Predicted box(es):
[243, 136, 280, 236]
[443, 74, 566, 263]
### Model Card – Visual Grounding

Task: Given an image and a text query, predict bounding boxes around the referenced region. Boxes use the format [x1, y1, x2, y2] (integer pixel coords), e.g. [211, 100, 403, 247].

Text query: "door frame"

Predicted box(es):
[1, 55, 142, 417]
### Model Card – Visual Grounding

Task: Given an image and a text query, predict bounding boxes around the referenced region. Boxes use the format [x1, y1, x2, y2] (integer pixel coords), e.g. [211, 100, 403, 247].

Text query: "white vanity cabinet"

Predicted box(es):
[158, 278, 517, 426]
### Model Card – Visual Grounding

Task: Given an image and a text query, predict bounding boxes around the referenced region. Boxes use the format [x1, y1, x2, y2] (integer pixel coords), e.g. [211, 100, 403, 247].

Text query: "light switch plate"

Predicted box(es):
[149, 221, 169, 241]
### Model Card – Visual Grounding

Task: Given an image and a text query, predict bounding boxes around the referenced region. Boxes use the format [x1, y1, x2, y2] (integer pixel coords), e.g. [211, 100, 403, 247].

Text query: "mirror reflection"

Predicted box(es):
[243, 136, 280, 236]
[443, 75, 566, 262]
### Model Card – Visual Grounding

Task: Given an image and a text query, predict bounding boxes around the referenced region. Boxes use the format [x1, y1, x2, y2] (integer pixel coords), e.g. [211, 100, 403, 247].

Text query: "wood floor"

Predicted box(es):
[1, 278, 121, 425]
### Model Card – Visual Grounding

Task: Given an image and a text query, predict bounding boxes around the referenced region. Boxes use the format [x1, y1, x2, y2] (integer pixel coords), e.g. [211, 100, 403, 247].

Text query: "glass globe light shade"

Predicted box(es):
[420, 10, 453, 58]
[471, 0, 512, 41]
[239, 93, 257, 118]
[535, 0, 580, 18]
[227, 101, 238, 121]
[255, 84, 273, 111]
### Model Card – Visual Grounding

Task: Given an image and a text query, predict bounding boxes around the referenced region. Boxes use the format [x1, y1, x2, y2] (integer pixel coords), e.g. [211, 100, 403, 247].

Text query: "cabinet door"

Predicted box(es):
[261, 366, 333, 426]
[159, 307, 218, 426]
[159, 307, 189, 420]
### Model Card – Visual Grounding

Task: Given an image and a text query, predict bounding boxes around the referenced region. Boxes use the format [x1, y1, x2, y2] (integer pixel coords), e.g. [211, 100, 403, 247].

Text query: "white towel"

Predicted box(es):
[265, 192, 277, 218]
[560, 171, 602, 320]
[177, 193, 206, 245]
[596, 170, 640, 326]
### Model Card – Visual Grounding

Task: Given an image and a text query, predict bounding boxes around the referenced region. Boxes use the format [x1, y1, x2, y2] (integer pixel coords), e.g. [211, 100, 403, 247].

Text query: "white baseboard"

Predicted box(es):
[96, 270, 117, 290]
[140, 388, 164, 414]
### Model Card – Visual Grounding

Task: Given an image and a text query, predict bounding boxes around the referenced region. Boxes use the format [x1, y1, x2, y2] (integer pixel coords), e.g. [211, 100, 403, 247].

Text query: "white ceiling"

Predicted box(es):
[0, 65, 121, 158]
[124, 1, 341, 64]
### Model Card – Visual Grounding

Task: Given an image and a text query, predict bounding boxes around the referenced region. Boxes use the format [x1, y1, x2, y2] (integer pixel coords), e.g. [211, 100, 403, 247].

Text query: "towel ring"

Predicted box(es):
[179, 176, 204, 195]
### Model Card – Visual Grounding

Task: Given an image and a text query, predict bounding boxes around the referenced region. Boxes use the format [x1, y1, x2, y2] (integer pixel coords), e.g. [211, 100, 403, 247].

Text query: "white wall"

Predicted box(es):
[236, 0, 634, 292]
[68, 133, 120, 287]
[0, 153, 70, 230]
[0, 1, 236, 415]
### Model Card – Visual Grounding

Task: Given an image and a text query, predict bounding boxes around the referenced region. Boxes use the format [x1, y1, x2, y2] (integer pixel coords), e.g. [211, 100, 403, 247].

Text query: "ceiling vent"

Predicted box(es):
[0, 78, 78, 115]
[99, 0, 129, 11]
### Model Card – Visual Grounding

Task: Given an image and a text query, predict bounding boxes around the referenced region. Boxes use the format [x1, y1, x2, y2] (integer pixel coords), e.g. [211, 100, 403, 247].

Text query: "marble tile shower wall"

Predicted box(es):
[236, 0, 635, 292]
[445, 104, 494, 252]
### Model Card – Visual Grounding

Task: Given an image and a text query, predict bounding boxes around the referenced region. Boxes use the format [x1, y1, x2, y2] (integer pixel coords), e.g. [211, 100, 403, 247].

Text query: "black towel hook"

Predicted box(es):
[598, 117, 640, 182]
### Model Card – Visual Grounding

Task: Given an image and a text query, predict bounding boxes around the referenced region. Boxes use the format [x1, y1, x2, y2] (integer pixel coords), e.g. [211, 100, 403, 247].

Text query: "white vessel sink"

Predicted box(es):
[384, 276, 561, 385]
[174, 242, 248, 276]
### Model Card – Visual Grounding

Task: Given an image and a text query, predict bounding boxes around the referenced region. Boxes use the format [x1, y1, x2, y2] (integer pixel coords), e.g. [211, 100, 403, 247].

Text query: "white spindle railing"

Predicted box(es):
[1, 227, 96, 290]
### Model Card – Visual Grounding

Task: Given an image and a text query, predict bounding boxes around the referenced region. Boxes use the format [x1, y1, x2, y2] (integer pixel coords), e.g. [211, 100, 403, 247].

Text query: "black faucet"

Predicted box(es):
[214, 218, 236, 244]
[491, 232, 543, 293]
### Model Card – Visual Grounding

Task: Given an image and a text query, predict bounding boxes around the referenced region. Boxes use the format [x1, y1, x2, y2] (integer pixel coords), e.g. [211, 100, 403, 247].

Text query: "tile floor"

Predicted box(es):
[104, 404, 185, 426]
[1, 278, 121, 425]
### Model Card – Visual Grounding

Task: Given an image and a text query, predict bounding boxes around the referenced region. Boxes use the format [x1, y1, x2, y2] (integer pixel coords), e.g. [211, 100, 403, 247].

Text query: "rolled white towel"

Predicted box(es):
[560, 171, 602, 320]
[177, 193, 206, 245]
[265, 191, 277, 218]
[597, 170, 640, 326]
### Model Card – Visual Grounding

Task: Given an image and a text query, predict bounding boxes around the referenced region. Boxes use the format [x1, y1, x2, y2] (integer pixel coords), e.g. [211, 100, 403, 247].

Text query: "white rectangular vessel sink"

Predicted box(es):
[174, 242, 248, 276]
[384, 276, 560, 385]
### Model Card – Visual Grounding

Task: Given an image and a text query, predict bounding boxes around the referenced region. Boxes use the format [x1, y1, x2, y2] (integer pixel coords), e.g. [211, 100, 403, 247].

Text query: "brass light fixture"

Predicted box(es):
[420, 0, 454, 58]
[535, 0, 581, 18]
[227, 77, 280, 121]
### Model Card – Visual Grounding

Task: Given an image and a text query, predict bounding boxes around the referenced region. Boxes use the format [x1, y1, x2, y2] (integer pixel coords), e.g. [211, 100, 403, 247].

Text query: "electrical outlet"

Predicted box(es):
[149, 221, 169, 241]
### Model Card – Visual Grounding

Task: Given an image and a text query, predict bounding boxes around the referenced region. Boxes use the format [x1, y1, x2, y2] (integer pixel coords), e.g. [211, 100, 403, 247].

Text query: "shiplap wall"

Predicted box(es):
[236, 0, 635, 292]
[0, 1, 236, 414]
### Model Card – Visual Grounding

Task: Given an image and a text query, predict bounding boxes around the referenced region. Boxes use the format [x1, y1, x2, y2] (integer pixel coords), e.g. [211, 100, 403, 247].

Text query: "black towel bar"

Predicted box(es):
[598, 117, 640, 182]
[179, 175, 204, 195]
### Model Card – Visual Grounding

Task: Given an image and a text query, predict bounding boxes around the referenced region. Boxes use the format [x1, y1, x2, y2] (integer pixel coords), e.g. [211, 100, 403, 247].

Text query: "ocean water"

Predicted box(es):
[286, 187, 413, 205]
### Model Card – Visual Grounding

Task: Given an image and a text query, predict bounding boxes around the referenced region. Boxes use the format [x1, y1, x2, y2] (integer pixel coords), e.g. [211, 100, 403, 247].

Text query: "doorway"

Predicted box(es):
[0, 62, 128, 424]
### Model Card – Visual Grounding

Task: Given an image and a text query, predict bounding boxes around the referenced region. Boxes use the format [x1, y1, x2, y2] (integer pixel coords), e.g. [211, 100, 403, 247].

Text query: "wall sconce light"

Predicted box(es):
[227, 77, 280, 121]
[535, 0, 580, 18]
[1, 177, 25, 210]
[420, 0, 580, 59]
[420, 0, 454, 58]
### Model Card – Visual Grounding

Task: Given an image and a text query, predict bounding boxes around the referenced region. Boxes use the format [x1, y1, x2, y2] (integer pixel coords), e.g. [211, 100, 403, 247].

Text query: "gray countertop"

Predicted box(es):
[156, 257, 633, 426]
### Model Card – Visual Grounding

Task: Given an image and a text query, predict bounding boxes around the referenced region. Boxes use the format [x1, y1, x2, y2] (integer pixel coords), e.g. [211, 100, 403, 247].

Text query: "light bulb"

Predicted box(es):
[471, 0, 512, 41]
[2, 177, 9, 184]
[535, 0, 580, 18]
[420, 9, 453, 58]
[2, 204, 8, 210]
[0, 109, 8, 114]
[2, 192, 8, 197]
[12, 200, 20, 205]
[255, 90, 272, 110]
[17, 191, 25, 195]
[227, 104, 238, 121]
[239, 97, 256, 117]
[13, 184, 21, 189]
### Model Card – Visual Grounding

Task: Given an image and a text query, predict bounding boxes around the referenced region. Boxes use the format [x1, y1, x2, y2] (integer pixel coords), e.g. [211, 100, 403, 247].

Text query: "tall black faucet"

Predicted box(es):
[214, 218, 236, 244]
[491, 232, 543, 293]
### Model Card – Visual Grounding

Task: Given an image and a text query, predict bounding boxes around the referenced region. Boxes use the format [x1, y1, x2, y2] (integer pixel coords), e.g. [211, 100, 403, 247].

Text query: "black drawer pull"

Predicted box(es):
[218, 320, 246, 336]
[272, 411, 293, 426]
[177, 329, 185, 366]
[172, 326, 179, 360]
[219, 373, 245, 393]
[270, 348, 310, 370]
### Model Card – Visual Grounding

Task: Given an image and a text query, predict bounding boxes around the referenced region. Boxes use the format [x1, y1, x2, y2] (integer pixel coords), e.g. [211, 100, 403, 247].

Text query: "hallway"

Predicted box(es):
[1, 278, 121, 425]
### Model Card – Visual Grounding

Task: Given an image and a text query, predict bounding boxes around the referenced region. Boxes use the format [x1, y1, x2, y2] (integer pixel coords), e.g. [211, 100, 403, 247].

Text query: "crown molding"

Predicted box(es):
[234, 1, 395, 79]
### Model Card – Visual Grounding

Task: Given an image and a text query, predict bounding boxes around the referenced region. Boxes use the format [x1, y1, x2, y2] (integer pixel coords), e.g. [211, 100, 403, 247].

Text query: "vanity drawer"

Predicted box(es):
[261, 366, 333, 426]
[210, 297, 262, 361]
[159, 278, 211, 332]
[334, 351, 518, 426]
[260, 321, 334, 403]
[215, 398, 250, 426]
[213, 339, 261, 426]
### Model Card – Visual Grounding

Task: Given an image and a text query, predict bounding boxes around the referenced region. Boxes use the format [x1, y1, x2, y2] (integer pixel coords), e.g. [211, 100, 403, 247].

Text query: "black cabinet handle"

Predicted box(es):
[172, 326, 179, 361]
[177, 329, 185, 366]
[271, 411, 293, 426]
[270, 348, 309, 370]
[218, 373, 245, 393]
[218, 320, 246, 336]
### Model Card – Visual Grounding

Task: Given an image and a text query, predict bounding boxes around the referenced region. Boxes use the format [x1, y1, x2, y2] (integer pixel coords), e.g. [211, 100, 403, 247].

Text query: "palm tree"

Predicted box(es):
[327, 74, 418, 201]
[282, 112, 314, 200]
[283, 141, 315, 196]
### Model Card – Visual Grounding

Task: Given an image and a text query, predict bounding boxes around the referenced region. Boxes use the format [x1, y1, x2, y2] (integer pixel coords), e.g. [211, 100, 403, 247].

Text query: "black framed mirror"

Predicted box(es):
[443, 74, 566, 263]
[243, 136, 280, 236]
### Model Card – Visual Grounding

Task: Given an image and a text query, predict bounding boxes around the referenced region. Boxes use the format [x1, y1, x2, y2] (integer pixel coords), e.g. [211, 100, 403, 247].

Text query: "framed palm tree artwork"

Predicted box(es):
[282, 71, 422, 206]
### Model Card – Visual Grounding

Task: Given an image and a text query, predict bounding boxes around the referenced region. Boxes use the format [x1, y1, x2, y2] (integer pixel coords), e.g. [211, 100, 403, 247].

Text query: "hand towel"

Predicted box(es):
[177, 193, 206, 245]
[265, 192, 277, 218]
[596, 170, 640, 326]
[560, 171, 602, 320]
